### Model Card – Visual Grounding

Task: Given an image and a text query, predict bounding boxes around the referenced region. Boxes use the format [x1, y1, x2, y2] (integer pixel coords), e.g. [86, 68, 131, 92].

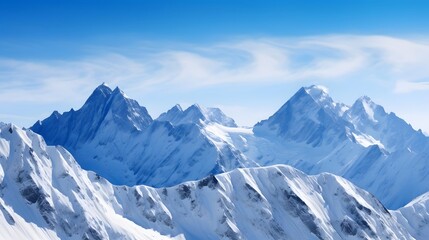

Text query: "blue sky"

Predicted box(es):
[1, 1, 429, 132]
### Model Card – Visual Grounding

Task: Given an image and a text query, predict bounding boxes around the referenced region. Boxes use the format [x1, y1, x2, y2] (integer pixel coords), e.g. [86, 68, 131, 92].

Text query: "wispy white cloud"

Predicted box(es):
[0, 54, 147, 103]
[394, 81, 429, 93]
[2, 35, 429, 105]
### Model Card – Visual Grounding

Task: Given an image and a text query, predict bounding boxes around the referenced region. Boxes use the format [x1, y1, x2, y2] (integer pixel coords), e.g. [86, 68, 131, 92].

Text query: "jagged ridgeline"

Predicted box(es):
[32, 84, 429, 209]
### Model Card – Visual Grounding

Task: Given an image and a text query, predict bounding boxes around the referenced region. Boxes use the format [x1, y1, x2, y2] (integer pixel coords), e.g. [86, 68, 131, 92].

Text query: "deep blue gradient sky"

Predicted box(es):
[2, 1, 429, 58]
[1, 1, 429, 132]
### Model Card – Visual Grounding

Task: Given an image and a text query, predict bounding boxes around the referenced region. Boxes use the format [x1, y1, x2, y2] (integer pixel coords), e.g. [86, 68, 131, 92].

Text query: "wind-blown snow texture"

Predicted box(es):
[32, 84, 429, 209]
[0, 123, 421, 239]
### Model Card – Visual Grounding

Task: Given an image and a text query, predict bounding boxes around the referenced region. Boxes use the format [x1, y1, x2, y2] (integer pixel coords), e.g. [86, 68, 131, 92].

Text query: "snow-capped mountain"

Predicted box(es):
[32, 84, 429, 209]
[32, 83, 153, 144]
[254, 85, 351, 146]
[344, 95, 427, 153]
[31, 84, 250, 187]
[250, 85, 429, 209]
[0, 123, 420, 239]
[31, 84, 154, 185]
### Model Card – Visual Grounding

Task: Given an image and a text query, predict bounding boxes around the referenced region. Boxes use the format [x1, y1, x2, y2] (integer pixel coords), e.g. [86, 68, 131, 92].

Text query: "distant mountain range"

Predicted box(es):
[0, 123, 424, 239]
[31, 84, 429, 209]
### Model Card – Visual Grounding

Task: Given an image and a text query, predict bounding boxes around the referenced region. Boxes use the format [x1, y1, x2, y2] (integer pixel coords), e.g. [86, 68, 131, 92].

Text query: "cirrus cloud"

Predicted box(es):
[1, 34, 429, 103]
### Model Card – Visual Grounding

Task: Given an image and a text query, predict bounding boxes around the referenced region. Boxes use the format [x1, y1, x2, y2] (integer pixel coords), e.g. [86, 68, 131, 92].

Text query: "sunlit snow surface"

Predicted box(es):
[0, 123, 422, 239]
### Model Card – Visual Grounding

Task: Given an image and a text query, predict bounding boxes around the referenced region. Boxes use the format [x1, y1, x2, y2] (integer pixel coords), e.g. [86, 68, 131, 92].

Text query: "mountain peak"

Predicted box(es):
[92, 83, 129, 100]
[254, 85, 351, 146]
[84, 83, 114, 106]
[51, 110, 61, 118]
[94, 82, 113, 95]
[280, 85, 339, 115]
[354, 95, 382, 110]
[303, 85, 331, 104]
[84, 85, 135, 111]
[357, 95, 372, 103]
[112, 86, 124, 95]
[187, 103, 204, 113]
[304, 84, 329, 94]
[172, 104, 183, 111]
[31, 83, 153, 148]
[110, 86, 132, 102]
[348, 96, 386, 123]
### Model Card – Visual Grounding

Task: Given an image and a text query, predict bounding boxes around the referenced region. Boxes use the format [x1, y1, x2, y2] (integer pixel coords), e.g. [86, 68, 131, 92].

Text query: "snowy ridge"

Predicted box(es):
[0, 123, 171, 240]
[0, 124, 420, 239]
[394, 192, 429, 239]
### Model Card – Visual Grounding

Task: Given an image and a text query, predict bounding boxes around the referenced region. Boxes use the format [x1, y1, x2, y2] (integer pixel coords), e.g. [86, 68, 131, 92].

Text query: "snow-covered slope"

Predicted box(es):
[394, 192, 429, 239]
[0, 123, 417, 239]
[31, 84, 249, 187]
[32, 84, 429, 209]
[0, 123, 171, 240]
[117, 120, 249, 187]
